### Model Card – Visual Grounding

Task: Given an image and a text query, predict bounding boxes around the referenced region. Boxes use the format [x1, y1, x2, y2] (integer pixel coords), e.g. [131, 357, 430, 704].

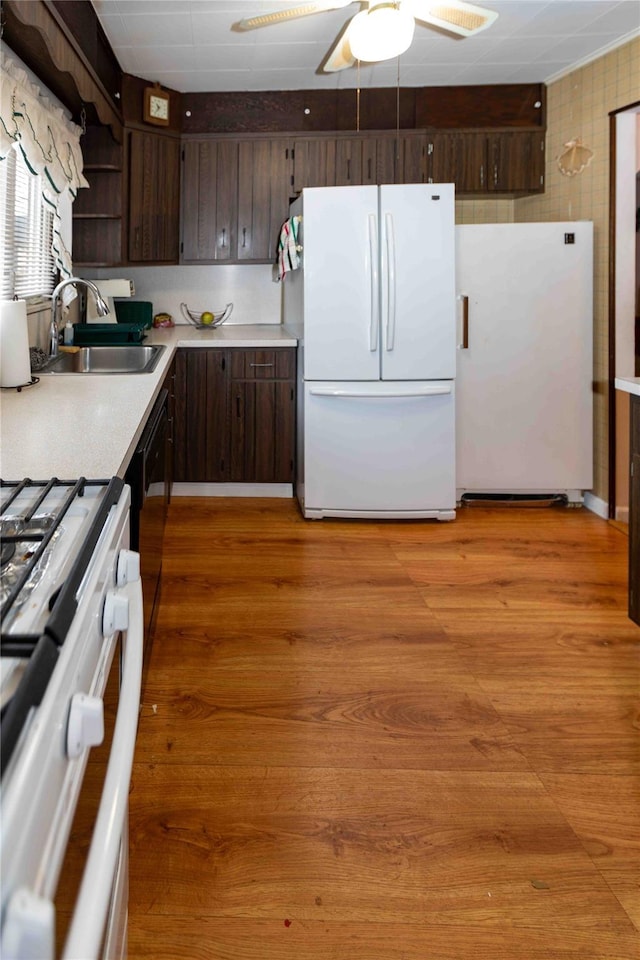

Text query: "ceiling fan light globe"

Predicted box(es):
[349, 5, 415, 62]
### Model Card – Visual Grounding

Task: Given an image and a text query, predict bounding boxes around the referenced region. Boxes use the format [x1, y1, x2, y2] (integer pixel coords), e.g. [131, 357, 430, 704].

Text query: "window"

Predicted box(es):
[0, 146, 56, 302]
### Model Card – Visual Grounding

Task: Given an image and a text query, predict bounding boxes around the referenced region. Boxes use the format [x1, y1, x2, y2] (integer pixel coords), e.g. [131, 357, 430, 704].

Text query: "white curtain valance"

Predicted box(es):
[0, 55, 88, 283]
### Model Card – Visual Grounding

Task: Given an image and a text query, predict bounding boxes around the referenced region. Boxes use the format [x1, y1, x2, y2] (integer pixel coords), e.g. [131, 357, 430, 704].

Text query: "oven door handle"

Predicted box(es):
[62, 574, 143, 960]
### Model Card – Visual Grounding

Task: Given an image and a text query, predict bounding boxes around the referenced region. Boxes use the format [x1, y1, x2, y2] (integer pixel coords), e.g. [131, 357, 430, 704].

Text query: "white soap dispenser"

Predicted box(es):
[63, 320, 74, 346]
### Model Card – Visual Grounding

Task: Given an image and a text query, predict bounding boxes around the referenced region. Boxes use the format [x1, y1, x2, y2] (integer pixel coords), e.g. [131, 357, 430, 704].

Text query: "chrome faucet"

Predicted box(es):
[49, 277, 110, 357]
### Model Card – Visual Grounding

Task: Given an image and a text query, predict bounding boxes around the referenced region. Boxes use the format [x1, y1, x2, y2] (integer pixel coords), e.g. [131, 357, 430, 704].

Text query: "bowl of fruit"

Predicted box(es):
[180, 302, 233, 329]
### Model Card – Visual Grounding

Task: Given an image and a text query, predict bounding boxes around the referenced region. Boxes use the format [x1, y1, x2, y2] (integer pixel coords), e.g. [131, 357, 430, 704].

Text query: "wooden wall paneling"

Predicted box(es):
[121, 73, 182, 135]
[415, 84, 545, 129]
[180, 85, 544, 135]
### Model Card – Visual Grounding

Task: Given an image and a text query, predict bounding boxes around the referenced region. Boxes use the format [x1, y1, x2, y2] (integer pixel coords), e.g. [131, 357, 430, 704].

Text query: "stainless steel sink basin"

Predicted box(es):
[39, 345, 165, 375]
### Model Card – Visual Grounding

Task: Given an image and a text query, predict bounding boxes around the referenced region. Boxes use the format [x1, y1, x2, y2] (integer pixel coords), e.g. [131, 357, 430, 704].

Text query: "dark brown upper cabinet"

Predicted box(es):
[180, 139, 239, 262]
[128, 129, 180, 263]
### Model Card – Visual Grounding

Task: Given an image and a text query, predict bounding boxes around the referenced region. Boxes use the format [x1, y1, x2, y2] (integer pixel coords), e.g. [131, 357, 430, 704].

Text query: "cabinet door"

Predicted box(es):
[229, 349, 295, 483]
[270, 139, 296, 261]
[129, 130, 180, 262]
[293, 138, 336, 192]
[429, 132, 486, 192]
[398, 134, 428, 184]
[335, 138, 362, 186]
[173, 349, 230, 482]
[237, 140, 273, 261]
[630, 396, 640, 625]
[181, 140, 238, 261]
[488, 132, 545, 193]
[375, 136, 398, 184]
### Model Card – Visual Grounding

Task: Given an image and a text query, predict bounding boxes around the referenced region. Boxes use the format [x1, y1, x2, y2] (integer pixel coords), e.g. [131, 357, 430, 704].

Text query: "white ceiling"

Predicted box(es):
[91, 0, 640, 92]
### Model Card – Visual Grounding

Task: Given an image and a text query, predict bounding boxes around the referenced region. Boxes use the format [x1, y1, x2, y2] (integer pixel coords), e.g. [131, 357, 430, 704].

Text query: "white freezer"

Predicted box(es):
[455, 221, 593, 500]
[300, 380, 456, 520]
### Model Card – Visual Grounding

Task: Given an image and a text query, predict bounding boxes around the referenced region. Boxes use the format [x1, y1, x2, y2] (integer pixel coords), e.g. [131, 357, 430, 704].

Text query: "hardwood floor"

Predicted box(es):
[128, 500, 640, 959]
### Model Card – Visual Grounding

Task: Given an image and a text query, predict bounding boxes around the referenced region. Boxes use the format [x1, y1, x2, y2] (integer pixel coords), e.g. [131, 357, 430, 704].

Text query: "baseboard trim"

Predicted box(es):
[583, 492, 608, 518]
[171, 482, 293, 498]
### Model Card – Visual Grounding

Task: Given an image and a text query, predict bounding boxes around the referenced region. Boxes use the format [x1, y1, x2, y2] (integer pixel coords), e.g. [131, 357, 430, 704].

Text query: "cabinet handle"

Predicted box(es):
[249, 362, 274, 368]
[236, 396, 241, 418]
[493, 164, 498, 187]
[347, 158, 351, 181]
[221, 227, 226, 248]
[480, 164, 484, 187]
[242, 227, 247, 248]
[368, 157, 372, 181]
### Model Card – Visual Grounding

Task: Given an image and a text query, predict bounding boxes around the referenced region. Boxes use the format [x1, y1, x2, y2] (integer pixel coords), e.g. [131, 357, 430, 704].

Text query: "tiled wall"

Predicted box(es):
[515, 36, 640, 503]
[455, 198, 514, 224]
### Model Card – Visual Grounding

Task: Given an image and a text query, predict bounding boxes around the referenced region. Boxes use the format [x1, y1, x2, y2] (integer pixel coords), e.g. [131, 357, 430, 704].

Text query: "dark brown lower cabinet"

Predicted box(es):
[630, 394, 640, 625]
[230, 349, 296, 482]
[173, 349, 229, 482]
[173, 347, 296, 485]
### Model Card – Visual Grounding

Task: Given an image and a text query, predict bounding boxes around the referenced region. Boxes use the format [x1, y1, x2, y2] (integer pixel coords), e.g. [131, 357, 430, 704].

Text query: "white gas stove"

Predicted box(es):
[0, 477, 143, 960]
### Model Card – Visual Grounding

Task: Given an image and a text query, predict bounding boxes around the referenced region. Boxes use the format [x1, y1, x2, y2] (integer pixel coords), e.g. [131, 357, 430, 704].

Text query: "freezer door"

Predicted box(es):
[455, 221, 593, 493]
[379, 184, 456, 381]
[301, 186, 381, 382]
[302, 380, 456, 517]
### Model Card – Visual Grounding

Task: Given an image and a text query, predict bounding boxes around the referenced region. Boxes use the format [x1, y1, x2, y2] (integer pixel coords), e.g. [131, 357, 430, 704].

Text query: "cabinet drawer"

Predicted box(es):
[230, 348, 295, 380]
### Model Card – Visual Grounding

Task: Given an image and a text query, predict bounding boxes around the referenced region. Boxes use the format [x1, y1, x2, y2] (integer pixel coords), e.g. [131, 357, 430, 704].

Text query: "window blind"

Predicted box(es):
[1, 147, 55, 301]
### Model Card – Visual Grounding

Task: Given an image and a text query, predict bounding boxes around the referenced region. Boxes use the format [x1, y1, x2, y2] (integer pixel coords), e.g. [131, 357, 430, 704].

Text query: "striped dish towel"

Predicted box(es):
[273, 215, 301, 281]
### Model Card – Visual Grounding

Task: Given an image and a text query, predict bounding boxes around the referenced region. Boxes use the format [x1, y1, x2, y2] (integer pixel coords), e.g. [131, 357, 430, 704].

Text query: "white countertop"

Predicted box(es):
[0, 324, 297, 481]
[615, 377, 640, 398]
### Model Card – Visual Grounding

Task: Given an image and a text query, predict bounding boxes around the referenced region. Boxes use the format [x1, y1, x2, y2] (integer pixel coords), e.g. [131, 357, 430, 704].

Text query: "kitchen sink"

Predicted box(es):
[38, 345, 165, 375]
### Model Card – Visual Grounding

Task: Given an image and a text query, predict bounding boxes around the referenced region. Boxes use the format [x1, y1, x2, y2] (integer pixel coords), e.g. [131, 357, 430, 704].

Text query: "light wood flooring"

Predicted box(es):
[128, 499, 640, 960]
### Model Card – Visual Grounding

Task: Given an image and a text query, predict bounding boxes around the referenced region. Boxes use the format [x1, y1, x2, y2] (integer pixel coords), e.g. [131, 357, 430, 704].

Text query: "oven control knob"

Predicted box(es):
[66, 693, 104, 759]
[102, 591, 129, 636]
[116, 549, 140, 587]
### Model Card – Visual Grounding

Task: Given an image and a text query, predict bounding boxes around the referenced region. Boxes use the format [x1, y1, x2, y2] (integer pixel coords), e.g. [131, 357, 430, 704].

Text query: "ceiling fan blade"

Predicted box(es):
[320, 19, 357, 72]
[411, 0, 498, 37]
[236, 0, 353, 31]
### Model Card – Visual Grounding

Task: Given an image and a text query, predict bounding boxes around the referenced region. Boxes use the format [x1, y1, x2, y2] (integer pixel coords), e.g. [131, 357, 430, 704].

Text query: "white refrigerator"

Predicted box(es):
[455, 221, 593, 502]
[284, 184, 457, 520]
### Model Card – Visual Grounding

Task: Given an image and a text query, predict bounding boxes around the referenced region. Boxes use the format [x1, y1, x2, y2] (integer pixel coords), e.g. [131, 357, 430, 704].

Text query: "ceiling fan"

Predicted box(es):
[235, 0, 499, 73]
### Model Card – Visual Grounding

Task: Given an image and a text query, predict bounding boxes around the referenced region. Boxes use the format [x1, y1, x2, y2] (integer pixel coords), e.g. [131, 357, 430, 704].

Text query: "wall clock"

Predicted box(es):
[143, 84, 170, 126]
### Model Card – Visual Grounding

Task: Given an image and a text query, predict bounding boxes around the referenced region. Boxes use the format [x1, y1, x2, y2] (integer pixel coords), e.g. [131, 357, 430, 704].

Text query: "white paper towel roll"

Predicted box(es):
[0, 300, 31, 388]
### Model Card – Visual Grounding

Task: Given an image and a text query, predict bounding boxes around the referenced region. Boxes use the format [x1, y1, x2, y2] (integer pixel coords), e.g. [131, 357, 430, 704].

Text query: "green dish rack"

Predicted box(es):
[73, 322, 149, 345]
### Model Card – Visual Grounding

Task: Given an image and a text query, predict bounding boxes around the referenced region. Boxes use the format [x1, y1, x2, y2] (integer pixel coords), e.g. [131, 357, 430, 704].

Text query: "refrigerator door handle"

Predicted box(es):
[309, 384, 453, 399]
[458, 294, 469, 349]
[368, 214, 379, 352]
[385, 213, 396, 352]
